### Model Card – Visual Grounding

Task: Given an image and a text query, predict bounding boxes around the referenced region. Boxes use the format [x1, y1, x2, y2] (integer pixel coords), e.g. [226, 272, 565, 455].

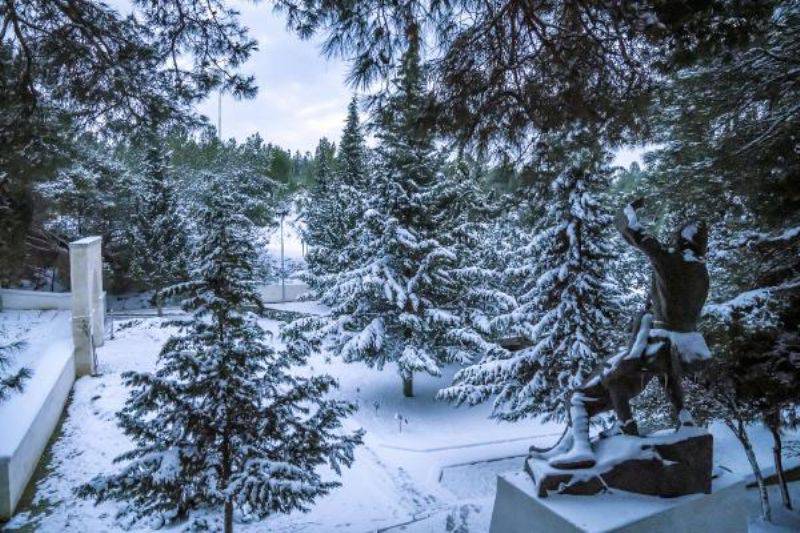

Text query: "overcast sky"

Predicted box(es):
[194, 3, 352, 154]
[190, 3, 644, 166]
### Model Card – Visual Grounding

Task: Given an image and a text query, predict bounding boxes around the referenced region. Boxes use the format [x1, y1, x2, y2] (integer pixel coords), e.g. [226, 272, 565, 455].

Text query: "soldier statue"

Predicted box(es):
[534, 199, 712, 470]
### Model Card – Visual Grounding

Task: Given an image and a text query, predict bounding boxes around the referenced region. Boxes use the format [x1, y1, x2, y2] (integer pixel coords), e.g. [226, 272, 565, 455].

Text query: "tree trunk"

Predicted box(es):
[728, 417, 771, 522]
[222, 422, 233, 533]
[402, 374, 413, 398]
[224, 500, 233, 533]
[768, 418, 793, 510]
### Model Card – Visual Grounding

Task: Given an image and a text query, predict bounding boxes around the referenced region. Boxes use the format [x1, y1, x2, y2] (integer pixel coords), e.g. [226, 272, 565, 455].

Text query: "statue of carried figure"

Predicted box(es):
[534, 199, 712, 470]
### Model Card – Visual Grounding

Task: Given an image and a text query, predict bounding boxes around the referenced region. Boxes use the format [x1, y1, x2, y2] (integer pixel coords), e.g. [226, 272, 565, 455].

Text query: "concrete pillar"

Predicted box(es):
[91, 241, 105, 348]
[69, 236, 104, 377]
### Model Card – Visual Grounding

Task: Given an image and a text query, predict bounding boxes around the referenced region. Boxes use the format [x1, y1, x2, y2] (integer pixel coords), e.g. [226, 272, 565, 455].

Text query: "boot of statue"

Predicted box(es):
[548, 394, 596, 470]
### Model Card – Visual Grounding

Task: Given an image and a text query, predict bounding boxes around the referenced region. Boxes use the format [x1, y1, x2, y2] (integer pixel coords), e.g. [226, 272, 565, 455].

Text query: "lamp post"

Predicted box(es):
[217, 91, 222, 139]
[277, 207, 289, 302]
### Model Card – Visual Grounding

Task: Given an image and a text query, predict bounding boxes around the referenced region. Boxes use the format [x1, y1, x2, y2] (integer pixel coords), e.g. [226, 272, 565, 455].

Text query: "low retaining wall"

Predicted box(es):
[0, 336, 74, 520]
[0, 235, 105, 520]
[0, 289, 71, 311]
[258, 283, 309, 303]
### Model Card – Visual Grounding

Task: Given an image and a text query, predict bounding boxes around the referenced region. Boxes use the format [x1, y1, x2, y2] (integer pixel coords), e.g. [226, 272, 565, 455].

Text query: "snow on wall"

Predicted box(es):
[0, 311, 74, 519]
[258, 283, 310, 303]
[0, 289, 72, 311]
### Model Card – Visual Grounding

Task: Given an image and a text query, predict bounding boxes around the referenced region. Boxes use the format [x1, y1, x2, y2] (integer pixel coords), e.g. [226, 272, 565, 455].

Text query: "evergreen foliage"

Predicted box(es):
[1, 0, 256, 129]
[0, 0, 258, 280]
[277, 1, 773, 155]
[440, 126, 622, 422]
[78, 179, 362, 531]
[127, 134, 190, 308]
[301, 137, 344, 285]
[337, 97, 369, 189]
[301, 98, 370, 291]
[287, 37, 495, 397]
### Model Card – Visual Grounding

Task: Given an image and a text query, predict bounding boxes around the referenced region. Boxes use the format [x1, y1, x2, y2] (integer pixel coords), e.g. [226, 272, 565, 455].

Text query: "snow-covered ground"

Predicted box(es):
[4, 310, 800, 532]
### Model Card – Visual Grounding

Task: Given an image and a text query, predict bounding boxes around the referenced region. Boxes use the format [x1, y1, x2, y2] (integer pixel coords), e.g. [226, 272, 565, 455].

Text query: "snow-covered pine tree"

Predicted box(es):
[0, 339, 29, 403]
[287, 30, 496, 397]
[127, 133, 189, 312]
[313, 138, 337, 186]
[301, 137, 345, 288]
[302, 99, 370, 294]
[440, 125, 621, 422]
[327, 96, 371, 276]
[35, 139, 125, 241]
[426, 158, 508, 348]
[78, 178, 362, 532]
[337, 97, 368, 190]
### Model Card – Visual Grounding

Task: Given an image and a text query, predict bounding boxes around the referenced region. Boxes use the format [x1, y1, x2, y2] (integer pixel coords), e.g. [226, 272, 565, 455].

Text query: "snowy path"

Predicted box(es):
[4, 312, 800, 532]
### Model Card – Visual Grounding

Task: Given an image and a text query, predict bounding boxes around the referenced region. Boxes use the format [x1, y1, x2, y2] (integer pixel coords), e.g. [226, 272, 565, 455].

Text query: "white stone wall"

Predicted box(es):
[0, 339, 74, 520]
[258, 283, 309, 303]
[0, 289, 71, 310]
[0, 237, 105, 519]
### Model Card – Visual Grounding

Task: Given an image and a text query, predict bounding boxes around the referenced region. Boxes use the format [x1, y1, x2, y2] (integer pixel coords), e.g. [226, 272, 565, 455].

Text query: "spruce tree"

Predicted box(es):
[301, 137, 344, 287]
[329, 96, 370, 276]
[337, 97, 368, 189]
[440, 126, 621, 422]
[287, 33, 495, 397]
[127, 135, 189, 313]
[79, 179, 362, 532]
[313, 138, 337, 186]
[35, 139, 125, 240]
[302, 98, 370, 292]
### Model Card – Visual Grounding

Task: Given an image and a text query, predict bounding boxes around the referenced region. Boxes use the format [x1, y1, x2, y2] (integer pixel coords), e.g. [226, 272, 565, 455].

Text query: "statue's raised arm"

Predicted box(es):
[614, 199, 666, 262]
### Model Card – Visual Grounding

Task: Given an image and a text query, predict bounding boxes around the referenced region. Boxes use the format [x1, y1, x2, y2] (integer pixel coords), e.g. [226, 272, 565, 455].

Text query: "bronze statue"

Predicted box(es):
[535, 199, 711, 470]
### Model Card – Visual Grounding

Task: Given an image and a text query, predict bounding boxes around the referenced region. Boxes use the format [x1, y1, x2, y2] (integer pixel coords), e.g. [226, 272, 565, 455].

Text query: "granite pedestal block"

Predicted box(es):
[489, 469, 747, 533]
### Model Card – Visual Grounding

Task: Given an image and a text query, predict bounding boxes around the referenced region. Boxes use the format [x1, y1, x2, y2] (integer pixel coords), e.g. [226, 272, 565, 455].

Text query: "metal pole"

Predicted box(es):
[280, 212, 286, 302]
[217, 91, 222, 139]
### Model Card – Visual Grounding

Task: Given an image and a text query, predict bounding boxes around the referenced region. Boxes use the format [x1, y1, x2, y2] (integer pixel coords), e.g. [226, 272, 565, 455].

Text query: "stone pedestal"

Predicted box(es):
[527, 428, 713, 498]
[69, 236, 105, 377]
[489, 469, 747, 533]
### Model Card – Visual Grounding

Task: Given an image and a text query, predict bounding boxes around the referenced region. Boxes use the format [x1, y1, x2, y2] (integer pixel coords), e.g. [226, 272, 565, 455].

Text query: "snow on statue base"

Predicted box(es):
[488, 468, 747, 533]
[527, 427, 713, 498]
[488, 427, 748, 532]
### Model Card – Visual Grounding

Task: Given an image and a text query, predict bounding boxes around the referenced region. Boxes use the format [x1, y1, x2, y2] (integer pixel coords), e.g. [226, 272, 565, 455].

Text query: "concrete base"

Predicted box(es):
[489, 470, 747, 533]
